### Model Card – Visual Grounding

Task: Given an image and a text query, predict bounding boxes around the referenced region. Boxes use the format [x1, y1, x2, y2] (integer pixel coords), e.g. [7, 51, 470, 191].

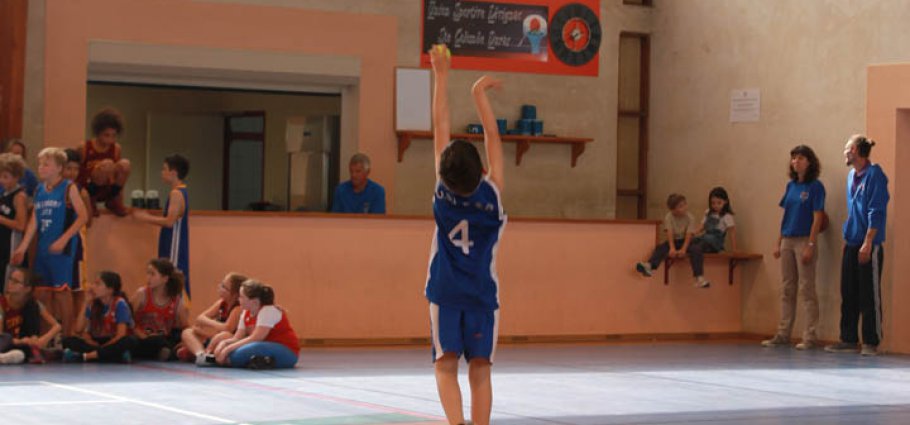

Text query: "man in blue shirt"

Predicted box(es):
[826, 135, 890, 356]
[330, 153, 386, 214]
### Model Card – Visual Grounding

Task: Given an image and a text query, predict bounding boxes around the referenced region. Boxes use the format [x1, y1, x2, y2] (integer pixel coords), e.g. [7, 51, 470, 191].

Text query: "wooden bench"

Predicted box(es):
[664, 252, 763, 285]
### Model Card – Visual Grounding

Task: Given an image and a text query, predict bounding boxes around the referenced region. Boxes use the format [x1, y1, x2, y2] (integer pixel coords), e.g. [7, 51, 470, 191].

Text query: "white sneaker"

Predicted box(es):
[0, 349, 26, 365]
[635, 262, 653, 277]
[695, 276, 711, 288]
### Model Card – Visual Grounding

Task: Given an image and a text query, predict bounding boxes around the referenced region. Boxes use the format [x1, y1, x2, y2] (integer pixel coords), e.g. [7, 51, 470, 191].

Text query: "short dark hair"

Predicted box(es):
[666, 193, 686, 210]
[64, 148, 82, 164]
[708, 186, 733, 216]
[789, 144, 820, 182]
[91, 108, 124, 136]
[164, 154, 190, 180]
[849, 134, 876, 158]
[439, 140, 483, 196]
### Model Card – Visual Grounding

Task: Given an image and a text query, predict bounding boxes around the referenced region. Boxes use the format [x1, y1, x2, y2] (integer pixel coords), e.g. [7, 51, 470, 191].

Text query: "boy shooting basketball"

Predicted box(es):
[426, 44, 506, 425]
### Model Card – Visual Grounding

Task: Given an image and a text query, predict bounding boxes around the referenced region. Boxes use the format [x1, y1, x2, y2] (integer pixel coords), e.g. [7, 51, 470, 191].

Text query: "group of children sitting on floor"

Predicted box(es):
[1, 262, 299, 369]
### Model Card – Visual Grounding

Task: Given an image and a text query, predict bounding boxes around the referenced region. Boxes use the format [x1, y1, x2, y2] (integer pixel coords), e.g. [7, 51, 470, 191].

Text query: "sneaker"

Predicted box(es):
[860, 344, 879, 356]
[28, 346, 46, 364]
[62, 348, 83, 363]
[195, 353, 214, 367]
[695, 277, 711, 288]
[176, 346, 194, 363]
[247, 355, 275, 370]
[795, 340, 817, 350]
[157, 347, 173, 362]
[0, 349, 26, 364]
[635, 262, 653, 277]
[761, 334, 789, 347]
[121, 350, 132, 364]
[825, 342, 860, 353]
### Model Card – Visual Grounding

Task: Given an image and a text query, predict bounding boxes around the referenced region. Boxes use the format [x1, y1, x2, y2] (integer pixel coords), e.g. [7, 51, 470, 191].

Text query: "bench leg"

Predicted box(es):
[728, 259, 739, 285]
[664, 258, 674, 285]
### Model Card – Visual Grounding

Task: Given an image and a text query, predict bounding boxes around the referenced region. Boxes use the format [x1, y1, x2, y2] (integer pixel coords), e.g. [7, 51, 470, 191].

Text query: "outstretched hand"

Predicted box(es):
[429, 44, 450, 74]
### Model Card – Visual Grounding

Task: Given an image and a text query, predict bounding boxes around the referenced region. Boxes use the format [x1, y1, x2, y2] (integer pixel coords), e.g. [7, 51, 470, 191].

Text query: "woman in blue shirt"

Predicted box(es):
[763, 145, 826, 350]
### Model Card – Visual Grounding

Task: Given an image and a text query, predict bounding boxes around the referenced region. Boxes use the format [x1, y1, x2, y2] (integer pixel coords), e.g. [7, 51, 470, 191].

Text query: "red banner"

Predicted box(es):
[421, 0, 602, 76]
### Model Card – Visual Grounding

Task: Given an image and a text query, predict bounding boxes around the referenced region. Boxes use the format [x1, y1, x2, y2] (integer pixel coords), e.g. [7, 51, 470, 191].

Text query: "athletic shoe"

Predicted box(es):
[28, 346, 46, 364]
[157, 347, 173, 362]
[825, 342, 860, 353]
[62, 348, 83, 363]
[761, 334, 789, 347]
[794, 340, 817, 350]
[860, 344, 879, 356]
[0, 349, 26, 364]
[635, 262, 653, 277]
[176, 346, 194, 363]
[695, 277, 711, 288]
[247, 355, 275, 370]
[196, 353, 216, 367]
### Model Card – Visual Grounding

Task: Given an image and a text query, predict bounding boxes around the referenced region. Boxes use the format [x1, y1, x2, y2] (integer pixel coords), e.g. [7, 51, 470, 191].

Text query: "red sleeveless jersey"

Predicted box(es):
[241, 306, 299, 354]
[78, 139, 120, 187]
[135, 287, 179, 335]
[0, 296, 23, 337]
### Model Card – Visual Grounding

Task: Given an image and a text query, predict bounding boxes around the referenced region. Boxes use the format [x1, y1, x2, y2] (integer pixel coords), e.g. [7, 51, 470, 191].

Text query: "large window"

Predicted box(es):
[86, 83, 341, 212]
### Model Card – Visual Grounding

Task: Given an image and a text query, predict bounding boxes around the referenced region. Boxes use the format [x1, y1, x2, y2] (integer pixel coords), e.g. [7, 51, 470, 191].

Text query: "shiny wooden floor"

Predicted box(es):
[2, 342, 909, 424]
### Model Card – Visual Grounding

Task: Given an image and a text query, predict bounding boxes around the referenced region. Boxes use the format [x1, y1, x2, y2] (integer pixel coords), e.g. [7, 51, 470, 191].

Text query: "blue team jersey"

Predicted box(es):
[425, 178, 506, 311]
[158, 185, 190, 298]
[35, 179, 76, 256]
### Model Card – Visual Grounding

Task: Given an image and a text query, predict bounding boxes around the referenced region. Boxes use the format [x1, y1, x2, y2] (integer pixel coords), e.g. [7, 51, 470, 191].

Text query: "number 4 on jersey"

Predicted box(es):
[448, 219, 474, 255]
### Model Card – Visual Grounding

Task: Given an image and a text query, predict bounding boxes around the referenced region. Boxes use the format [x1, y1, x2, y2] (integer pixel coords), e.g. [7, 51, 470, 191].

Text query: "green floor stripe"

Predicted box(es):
[246, 413, 427, 425]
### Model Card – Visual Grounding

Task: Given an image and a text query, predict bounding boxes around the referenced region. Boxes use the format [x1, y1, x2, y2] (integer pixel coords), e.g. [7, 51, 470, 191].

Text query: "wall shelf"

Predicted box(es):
[396, 130, 593, 167]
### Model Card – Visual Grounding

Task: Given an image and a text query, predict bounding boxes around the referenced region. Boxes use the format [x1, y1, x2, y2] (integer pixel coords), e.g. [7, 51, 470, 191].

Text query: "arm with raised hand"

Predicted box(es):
[429, 44, 452, 173]
[471, 75, 505, 192]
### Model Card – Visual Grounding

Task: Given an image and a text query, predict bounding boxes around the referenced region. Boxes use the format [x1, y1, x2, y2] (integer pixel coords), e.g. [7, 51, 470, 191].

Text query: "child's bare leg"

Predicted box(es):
[72, 290, 85, 321]
[468, 358, 492, 425]
[90, 160, 115, 186]
[181, 327, 205, 355]
[54, 290, 74, 336]
[206, 331, 232, 354]
[435, 353, 465, 424]
[113, 159, 131, 186]
[36, 290, 54, 332]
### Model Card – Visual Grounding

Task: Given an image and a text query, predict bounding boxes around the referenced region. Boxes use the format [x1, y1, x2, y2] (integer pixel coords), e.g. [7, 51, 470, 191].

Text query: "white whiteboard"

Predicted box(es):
[395, 68, 431, 131]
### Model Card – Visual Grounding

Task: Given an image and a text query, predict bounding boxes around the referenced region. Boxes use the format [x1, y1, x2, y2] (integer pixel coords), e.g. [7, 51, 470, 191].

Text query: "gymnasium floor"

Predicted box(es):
[2, 342, 909, 425]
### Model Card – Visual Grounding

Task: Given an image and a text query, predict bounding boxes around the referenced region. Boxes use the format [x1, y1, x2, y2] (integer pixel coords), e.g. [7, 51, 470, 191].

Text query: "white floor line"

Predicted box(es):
[0, 400, 127, 407]
[39, 381, 236, 424]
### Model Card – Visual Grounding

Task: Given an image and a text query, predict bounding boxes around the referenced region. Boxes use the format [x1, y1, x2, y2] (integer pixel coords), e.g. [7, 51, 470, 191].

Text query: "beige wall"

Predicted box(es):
[649, 0, 910, 347]
[86, 84, 341, 209]
[86, 214, 742, 340]
[194, 0, 656, 219]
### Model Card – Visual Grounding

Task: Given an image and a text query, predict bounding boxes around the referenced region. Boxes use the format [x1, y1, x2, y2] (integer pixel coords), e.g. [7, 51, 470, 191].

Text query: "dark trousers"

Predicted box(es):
[648, 238, 704, 277]
[63, 335, 137, 363]
[839, 245, 884, 346]
[133, 332, 179, 360]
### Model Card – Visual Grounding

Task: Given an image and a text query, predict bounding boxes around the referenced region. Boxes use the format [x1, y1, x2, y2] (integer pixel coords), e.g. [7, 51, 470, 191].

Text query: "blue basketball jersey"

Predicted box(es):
[425, 178, 506, 311]
[158, 185, 190, 298]
[35, 179, 76, 256]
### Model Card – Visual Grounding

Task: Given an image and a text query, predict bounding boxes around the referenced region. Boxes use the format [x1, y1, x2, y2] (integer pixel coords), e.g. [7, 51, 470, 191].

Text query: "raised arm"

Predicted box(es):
[430, 44, 452, 173]
[471, 75, 505, 192]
